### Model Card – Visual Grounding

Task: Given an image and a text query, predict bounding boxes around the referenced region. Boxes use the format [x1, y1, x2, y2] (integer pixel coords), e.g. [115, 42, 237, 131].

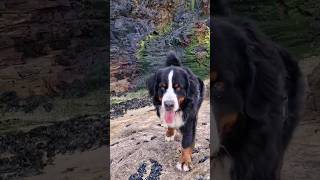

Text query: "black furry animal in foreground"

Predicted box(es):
[146, 52, 204, 172]
[211, 0, 306, 179]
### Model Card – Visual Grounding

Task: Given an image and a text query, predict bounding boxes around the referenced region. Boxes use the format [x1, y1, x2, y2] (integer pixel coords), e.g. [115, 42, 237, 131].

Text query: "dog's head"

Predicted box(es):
[211, 18, 288, 139]
[146, 52, 199, 127]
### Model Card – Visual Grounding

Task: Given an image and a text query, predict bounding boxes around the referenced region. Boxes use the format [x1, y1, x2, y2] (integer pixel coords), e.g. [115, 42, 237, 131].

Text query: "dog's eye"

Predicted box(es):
[174, 84, 181, 91]
[160, 87, 166, 92]
[213, 82, 224, 91]
[159, 83, 167, 91]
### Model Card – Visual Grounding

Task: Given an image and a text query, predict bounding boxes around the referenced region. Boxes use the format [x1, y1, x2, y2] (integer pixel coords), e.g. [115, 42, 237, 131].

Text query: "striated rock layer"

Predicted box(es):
[0, 0, 107, 99]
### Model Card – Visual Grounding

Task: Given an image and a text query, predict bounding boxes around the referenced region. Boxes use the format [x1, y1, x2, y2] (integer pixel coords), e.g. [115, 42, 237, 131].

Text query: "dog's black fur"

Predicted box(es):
[146, 52, 204, 149]
[211, 1, 306, 179]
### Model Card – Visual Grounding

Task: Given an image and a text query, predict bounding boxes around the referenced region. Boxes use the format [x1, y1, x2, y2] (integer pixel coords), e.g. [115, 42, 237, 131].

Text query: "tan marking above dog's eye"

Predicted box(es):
[160, 83, 167, 88]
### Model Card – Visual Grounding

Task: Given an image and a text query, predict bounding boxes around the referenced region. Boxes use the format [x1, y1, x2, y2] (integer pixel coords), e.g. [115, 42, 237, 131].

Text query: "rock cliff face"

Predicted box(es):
[0, 0, 107, 100]
[110, 0, 209, 94]
[110, 0, 176, 93]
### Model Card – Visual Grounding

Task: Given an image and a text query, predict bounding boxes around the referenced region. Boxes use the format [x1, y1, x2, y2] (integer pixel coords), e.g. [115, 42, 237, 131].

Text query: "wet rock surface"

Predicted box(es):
[0, 114, 108, 179]
[110, 98, 210, 180]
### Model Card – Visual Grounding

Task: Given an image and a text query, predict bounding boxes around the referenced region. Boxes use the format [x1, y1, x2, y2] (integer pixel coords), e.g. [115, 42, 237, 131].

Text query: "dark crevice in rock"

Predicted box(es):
[110, 97, 152, 119]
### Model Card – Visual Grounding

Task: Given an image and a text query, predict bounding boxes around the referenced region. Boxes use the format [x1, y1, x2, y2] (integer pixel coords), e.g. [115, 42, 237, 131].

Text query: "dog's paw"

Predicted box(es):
[176, 147, 193, 172]
[176, 161, 192, 172]
[165, 128, 176, 142]
[165, 135, 175, 142]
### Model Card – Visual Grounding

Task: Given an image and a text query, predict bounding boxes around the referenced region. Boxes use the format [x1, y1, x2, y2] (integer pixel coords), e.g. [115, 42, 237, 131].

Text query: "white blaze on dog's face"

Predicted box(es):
[162, 70, 179, 111]
[159, 70, 184, 128]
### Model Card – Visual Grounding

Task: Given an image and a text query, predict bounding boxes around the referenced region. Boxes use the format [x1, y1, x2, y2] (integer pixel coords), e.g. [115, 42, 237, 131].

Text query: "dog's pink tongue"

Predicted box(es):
[165, 111, 175, 123]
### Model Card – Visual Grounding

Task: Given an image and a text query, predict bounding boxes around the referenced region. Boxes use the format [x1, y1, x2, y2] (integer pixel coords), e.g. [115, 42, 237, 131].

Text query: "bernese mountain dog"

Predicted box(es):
[211, 0, 306, 180]
[146, 52, 204, 172]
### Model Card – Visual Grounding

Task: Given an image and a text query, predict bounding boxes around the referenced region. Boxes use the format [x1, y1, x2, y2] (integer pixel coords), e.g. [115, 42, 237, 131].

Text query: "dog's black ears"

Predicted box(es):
[146, 73, 156, 97]
[185, 69, 203, 101]
[245, 47, 282, 120]
[186, 78, 196, 101]
[198, 77, 205, 98]
[146, 72, 161, 106]
[245, 60, 269, 119]
[166, 51, 182, 66]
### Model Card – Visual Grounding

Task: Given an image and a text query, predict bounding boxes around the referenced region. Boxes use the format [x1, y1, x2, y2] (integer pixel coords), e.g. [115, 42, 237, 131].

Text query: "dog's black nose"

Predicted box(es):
[164, 100, 175, 111]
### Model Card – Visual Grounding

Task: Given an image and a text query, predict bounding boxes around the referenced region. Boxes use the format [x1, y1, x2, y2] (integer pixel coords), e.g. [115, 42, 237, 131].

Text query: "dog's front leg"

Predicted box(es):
[176, 123, 195, 172]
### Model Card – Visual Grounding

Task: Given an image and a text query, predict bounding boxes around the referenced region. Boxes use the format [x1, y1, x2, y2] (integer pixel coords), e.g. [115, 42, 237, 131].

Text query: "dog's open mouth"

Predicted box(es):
[164, 111, 175, 123]
[164, 110, 180, 124]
